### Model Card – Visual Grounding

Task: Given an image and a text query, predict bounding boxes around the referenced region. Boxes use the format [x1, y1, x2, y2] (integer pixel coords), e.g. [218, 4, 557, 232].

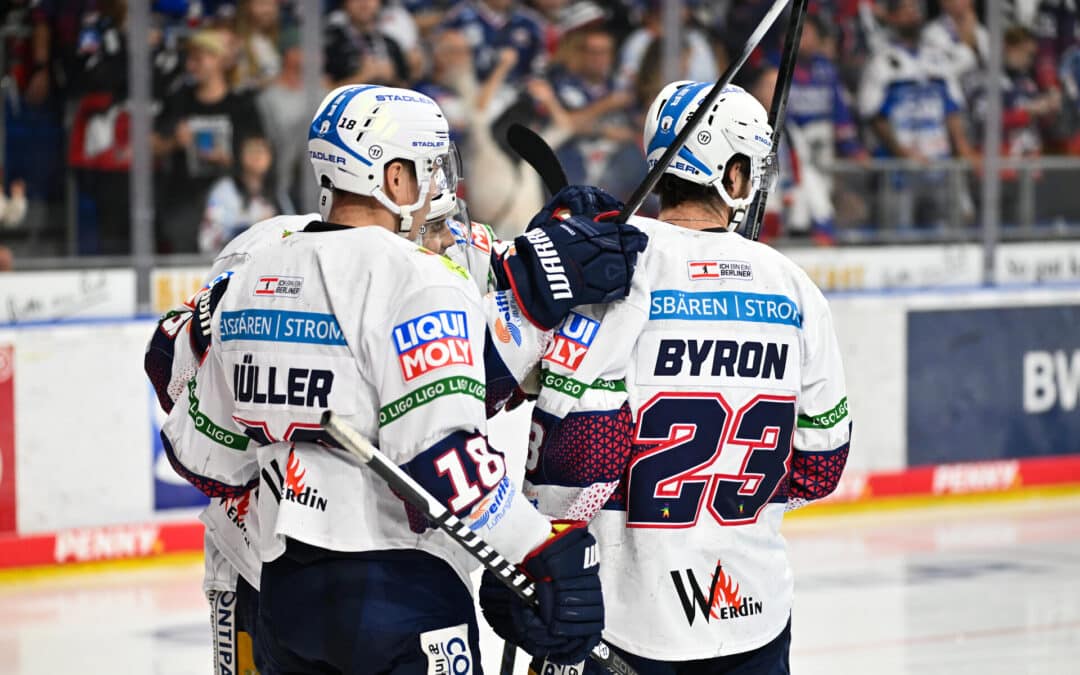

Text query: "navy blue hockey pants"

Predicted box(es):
[255, 540, 482, 675]
[577, 619, 791, 675]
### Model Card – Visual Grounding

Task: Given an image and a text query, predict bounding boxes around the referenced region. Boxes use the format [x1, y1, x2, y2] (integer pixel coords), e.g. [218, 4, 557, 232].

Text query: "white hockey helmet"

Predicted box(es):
[308, 84, 461, 233]
[644, 81, 777, 210]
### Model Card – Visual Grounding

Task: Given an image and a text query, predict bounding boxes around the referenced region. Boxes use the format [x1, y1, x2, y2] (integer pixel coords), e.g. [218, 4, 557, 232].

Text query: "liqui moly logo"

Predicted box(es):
[543, 311, 599, 371]
[392, 310, 473, 381]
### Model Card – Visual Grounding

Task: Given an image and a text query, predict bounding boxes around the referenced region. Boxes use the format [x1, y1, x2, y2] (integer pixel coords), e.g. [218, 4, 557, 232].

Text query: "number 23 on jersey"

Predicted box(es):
[626, 392, 795, 528]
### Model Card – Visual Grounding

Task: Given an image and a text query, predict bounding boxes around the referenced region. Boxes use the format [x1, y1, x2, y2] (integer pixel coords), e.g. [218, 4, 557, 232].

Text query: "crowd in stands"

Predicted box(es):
[1, 0, 1079, 256]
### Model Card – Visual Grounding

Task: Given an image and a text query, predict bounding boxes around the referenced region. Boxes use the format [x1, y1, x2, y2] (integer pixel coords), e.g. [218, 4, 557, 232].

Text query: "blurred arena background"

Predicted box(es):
[0, 0, 1078, 673]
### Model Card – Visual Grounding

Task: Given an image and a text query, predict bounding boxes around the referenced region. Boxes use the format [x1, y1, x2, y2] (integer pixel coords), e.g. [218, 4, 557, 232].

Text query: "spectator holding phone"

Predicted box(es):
[153, 29, 264, 253]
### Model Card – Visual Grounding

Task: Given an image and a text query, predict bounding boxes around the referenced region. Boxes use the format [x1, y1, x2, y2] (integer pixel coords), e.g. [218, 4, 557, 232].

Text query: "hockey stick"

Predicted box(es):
[616, 0, 791, 221]
[499, 642, 519, 675]
[507, 123, 569, 195]
[320, 411, 638, 675]
[744, 0, 810, 241]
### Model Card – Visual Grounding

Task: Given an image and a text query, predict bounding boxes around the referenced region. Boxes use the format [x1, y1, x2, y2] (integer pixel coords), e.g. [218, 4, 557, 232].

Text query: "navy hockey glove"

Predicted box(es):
[526, 185, 625, 228]
[479, 521, 603, 665]
[493, 215, 648, 330]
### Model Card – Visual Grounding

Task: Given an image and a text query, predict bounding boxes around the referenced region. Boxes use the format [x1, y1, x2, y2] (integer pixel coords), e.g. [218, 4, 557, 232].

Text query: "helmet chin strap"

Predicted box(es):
[370, 183, 431, 239]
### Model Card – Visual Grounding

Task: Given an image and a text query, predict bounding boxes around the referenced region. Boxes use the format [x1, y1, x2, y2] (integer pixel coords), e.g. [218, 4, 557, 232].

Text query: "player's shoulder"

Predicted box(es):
[215, 213, 317, 261]
[355, 228, 481, 301]
[743, 237, 830, 312]
[626, 214, 668, 239]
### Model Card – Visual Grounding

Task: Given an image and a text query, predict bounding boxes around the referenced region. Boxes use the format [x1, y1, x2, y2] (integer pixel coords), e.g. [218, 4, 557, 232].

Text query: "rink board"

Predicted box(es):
[0, 283, 1079, 568]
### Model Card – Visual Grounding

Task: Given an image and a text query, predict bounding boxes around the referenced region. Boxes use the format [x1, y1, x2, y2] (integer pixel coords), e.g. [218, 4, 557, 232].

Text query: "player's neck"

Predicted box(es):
[660, 204, 731, 232]
[326, 202, 399, 233]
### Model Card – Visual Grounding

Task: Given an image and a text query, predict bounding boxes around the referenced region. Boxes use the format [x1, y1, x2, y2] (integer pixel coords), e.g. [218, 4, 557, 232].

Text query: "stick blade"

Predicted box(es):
[507, 122, 569, 195]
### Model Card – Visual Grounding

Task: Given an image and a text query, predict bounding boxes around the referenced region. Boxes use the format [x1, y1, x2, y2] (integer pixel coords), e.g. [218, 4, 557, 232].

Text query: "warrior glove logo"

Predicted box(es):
[393, 311, 473, 382]
[522, 228, 573, 301]
[583, 543, 599, 569]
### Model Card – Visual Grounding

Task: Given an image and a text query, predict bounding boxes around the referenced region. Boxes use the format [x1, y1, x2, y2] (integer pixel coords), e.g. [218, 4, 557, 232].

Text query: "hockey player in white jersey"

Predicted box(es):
[151, 83, 648, 674]
[481, 82, 852, 674]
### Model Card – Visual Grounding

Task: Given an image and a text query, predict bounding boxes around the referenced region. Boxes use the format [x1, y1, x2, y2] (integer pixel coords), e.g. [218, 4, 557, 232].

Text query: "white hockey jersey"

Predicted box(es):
[148, 215, 311, 591]
[527, 216, 851, 660]
[160, 219, 551, 588]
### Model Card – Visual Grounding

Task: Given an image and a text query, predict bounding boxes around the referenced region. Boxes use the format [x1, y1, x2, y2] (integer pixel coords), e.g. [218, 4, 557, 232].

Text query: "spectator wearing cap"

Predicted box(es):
[615, 0, 717, 91]
[153, 28, 265, 253]
[921, 0, 988, 103]
[440, 0, 546, 84]
[324, 0, 411, 87]
[857, 0, 977, 229]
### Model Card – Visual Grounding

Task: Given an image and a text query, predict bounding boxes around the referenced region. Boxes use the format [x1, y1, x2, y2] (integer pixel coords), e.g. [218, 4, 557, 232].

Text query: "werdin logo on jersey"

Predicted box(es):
[254, 275, 303, 298]
[670, 560, 763, 627]
[260, 450, 328, 512]
[392, 311, 473, 382]
[687, 260, 753, 281]
[221, 491, 252, 545]
[521, 228, 573, 300]
[543, 311, 598, 371]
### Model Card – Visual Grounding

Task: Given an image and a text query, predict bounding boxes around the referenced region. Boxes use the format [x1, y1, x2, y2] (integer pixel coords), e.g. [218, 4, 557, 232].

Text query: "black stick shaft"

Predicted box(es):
[617, 0, 791, 220]
[320, 411, 638, 675]
[499, 642, 519, 675]
[745, 0, 810, 241]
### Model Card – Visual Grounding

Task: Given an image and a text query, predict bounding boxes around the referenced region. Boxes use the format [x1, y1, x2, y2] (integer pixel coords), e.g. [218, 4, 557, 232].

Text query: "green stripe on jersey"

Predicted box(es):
[797, 397, 849, 429]
[187, 379, 250, 450]
[379, 375, 485, 427]
[541, 371, 627, 399]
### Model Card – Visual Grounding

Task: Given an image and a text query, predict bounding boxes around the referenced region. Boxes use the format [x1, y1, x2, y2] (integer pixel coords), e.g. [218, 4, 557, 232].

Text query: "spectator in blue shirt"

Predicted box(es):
[441, 0, 546, 83]
[532, 24, 639, 196]
[857, 0, 977, 229]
